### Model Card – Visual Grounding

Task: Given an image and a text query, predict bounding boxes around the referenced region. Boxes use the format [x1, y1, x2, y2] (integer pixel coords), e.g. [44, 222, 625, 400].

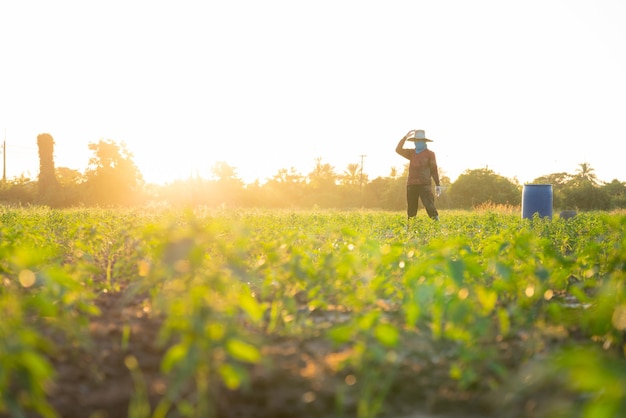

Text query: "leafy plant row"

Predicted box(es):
[1, 208, 625, 418]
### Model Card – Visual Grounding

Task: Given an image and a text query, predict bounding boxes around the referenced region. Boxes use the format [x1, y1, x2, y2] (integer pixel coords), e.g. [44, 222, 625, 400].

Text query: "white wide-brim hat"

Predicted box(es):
[406, 129, 433, 142]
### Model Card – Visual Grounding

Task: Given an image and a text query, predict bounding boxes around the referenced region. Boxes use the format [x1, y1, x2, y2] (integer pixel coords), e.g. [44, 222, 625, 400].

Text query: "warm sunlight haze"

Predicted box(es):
[1, 1, 625, 185]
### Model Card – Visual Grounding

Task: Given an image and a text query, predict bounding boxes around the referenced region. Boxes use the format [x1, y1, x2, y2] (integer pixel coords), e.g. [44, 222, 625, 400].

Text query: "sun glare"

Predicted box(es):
[1, 2, 625, 186]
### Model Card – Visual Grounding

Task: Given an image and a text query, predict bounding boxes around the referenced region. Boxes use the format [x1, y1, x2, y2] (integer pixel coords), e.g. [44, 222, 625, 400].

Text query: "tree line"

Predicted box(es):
[1, 135, 625, 211]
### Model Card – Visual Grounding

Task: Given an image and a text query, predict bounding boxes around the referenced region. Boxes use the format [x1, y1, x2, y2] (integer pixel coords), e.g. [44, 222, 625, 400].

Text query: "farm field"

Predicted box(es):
[1, 207, 626, 418]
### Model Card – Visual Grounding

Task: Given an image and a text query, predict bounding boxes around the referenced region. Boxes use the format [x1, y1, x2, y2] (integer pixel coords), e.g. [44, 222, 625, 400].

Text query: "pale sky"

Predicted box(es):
[1, 0, 625, 185]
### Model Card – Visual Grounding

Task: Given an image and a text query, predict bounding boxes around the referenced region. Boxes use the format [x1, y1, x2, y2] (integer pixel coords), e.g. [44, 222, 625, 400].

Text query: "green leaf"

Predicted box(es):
[358, 310, 380, 331]
[447, 259, 465, 286]
[226, 338, 261, 363]
[497, 308, 510, 337]
[374, 323, 399, 348]
[20, 351, 53, 381]
[219, 363, 247, 390]
[239, 291, 265, 324]
[405, 302, 420, 327]
[161, 343, 187, 373]
[328, 324, 354, 345]
[476, 286, 498, 315]
[495, 262, 513, 281]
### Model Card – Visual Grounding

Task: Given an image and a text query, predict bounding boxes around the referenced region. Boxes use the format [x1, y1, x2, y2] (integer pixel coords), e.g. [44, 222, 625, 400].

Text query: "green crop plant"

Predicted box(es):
[0, 209, 100, 418]
[122, 213, 266, 418]
[2, 208, 626, 417]
[328, 309, 401, 418]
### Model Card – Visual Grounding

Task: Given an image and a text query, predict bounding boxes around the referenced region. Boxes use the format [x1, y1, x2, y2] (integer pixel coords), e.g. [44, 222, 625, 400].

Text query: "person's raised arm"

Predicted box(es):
[396, 130, 413, 155]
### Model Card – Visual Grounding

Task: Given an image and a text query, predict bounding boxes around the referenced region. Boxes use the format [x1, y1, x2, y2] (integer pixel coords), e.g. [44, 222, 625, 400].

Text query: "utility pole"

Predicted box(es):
[359, 154, 366, 200]
[2, 130, 6, 183]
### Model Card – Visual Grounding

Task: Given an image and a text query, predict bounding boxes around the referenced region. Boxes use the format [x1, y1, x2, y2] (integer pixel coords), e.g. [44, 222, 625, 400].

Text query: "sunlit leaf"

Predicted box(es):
[476, 286, 498, 315]
[20, 351, 53, 380]
[161, 343, 187, 373]
[226, 338, 261, 363]
[219, 363, 246, 390]
[405, 302, 420, 327]
[357, 311, 380, 331]
[207, 323, 225, 341]
[374, 323, 399, 348]
[239, 292, 265, 324]
[497, 307, 510, 337]
[328, 324, 354, 345]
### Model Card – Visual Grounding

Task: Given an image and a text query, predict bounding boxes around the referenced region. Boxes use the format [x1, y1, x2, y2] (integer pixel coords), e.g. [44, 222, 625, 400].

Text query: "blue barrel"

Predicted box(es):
[522, 184, 553, 219]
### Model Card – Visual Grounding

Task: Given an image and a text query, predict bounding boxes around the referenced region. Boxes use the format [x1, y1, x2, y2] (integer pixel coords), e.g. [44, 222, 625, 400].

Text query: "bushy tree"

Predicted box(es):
[538, 163, 610, 211]
[306, 158, 339, 207]
[262, 167, 306, 208]
[208, 161, 244, 206]
[364, 176, 404, 210]
[83, 139, 144, 206]
[602, 179, 626, 209]
[51, 167, 85, 207]
[308, 158, 337, 188]
[55, 167, 84, 187]
[0, 175, 36, 205]
[562, 180, 611, 211]
[532, 172, 572, 187]
[448, 168, 521, 209]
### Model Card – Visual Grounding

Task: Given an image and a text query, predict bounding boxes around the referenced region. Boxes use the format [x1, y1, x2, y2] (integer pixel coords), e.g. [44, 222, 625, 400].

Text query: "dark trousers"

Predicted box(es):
[406, 184, 438, 219]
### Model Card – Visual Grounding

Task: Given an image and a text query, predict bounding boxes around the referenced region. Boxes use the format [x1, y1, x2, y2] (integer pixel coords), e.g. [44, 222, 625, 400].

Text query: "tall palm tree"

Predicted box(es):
[575, 162, 599, 186]
[308, 157, 337, 188]
[341, 163, 360, 186]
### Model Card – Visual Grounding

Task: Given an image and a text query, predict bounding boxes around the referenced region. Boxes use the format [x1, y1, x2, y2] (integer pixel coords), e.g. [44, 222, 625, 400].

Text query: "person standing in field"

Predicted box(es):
[395, 129, 441, 222]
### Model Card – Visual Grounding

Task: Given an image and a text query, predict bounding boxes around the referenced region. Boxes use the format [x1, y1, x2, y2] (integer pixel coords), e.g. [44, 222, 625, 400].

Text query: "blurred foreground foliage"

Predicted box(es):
[1, 207, 626, 417]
